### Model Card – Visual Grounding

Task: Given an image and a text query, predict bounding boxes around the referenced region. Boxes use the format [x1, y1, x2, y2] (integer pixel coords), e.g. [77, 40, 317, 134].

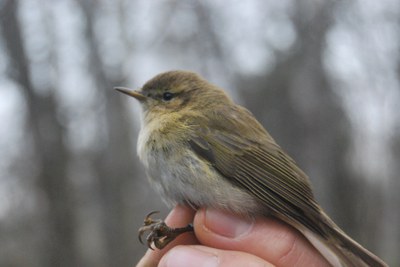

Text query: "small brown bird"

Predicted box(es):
[115, 71, 387, 267]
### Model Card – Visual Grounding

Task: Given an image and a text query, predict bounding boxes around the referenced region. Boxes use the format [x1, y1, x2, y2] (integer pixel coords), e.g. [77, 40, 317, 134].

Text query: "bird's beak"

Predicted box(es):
[114, 87, 147, 102]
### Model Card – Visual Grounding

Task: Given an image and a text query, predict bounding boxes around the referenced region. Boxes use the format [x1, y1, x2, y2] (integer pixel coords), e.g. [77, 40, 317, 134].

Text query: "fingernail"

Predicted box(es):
[161, 246, 218, 267]
[204, 209, 253, 238]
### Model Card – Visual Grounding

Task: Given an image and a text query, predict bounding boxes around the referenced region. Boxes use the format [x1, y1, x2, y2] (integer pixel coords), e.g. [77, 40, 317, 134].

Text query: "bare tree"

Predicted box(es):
[1, 1, 77, 266]
[76, 0, 144, 265]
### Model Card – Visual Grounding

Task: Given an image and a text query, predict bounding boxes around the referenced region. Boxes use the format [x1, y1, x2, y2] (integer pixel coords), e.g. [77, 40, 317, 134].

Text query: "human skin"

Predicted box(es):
[136, 205, 330, 267]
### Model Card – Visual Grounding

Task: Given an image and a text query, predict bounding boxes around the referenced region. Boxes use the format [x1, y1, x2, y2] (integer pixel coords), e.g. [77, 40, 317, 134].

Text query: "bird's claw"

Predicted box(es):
[138, 211, 194, 250]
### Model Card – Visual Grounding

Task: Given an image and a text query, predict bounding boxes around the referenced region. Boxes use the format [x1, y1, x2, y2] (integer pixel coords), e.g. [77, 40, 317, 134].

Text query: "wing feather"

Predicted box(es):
[186, 108, 327, 236]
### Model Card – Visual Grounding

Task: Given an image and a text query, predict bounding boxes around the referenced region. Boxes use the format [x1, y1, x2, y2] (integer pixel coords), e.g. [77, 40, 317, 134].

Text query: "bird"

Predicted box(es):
[115, 70, 387, 267]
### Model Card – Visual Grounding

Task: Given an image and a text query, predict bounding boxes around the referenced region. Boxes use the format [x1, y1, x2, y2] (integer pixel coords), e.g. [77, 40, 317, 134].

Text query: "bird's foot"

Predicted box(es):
[138, 211, 194, 250]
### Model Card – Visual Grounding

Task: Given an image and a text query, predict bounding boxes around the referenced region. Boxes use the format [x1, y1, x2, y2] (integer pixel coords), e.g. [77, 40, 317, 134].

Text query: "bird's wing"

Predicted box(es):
[186, 112, 327, 236]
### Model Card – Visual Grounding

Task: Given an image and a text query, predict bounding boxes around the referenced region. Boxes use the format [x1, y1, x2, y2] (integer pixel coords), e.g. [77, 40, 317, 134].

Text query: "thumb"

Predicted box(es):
[193, 208, 330, 267]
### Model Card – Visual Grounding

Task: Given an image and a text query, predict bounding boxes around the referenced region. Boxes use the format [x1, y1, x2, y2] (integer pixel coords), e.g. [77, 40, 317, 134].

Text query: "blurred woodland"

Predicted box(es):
[0, 0, 399, 266]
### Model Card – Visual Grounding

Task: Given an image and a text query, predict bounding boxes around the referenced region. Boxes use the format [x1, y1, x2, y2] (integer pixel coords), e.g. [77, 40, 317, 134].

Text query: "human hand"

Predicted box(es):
[136, 205, 330, 267]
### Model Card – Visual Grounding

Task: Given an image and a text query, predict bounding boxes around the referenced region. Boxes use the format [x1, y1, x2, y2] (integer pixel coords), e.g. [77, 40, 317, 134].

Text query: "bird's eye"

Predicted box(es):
[162, 92, 174, 101]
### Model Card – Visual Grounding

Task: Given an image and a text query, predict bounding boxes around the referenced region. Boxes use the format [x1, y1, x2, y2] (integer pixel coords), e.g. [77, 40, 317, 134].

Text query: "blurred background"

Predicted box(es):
[0, 0, 399, 266]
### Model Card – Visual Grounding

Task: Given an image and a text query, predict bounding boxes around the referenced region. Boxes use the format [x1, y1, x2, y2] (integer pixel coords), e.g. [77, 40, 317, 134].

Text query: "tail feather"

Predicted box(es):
[299, 211, 388, 267]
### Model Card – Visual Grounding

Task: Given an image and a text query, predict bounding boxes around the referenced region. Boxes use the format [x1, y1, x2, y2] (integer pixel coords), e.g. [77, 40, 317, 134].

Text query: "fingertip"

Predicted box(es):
[193, 208, 256, 245]
[159, 246, 218, 267]
[194, 208, 254, 239]
[165, 205, 196, 226]
[159, 245, 273, 267]
[136, 249, 159, 267]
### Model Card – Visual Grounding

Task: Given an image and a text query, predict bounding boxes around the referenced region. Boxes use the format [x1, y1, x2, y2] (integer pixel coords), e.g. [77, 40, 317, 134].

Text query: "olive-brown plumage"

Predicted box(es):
[116, 71, 387, 267]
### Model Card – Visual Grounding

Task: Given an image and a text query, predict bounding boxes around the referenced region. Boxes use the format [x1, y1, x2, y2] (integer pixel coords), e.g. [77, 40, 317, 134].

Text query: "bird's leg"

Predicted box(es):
[138, 211, 194, 250]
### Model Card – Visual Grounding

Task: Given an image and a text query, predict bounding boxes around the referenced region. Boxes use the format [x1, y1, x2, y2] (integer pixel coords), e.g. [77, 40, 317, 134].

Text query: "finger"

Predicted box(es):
[193, 208, 330, 267]
[159, 245, 275, 267]
[136, 205, 198, 267]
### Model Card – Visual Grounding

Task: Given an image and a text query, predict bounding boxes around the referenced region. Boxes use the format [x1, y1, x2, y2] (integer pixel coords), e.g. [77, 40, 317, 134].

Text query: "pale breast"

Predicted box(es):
[137, 123, 261, 216]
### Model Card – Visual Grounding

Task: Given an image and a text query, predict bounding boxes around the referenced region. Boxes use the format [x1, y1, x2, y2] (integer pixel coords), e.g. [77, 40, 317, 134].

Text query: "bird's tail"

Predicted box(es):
[299, 210, 387, 267]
